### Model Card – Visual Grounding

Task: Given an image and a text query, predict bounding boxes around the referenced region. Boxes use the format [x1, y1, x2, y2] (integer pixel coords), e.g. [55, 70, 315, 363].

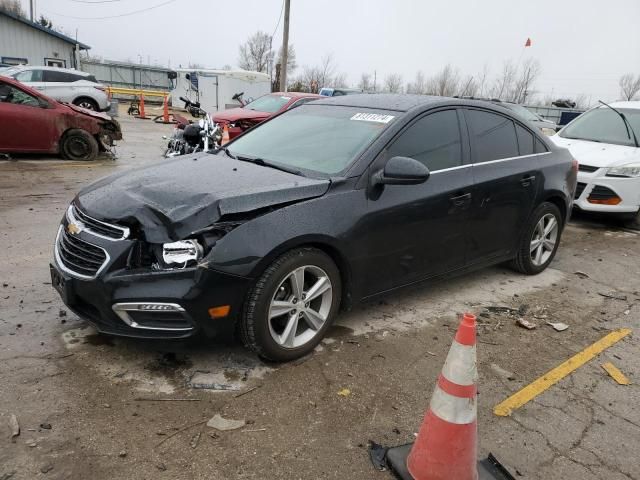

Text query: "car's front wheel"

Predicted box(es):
[511, 202, 563, 275]
[240, 248, 341, 362]
[60, 129, 99, 161]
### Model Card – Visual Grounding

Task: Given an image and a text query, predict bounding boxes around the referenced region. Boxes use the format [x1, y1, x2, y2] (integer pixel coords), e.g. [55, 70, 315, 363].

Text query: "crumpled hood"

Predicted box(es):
[213, 107, 271, 123]
[550, 135, 640, 168]
[65, 103, 114, 121]
[75, 153, 330, 243]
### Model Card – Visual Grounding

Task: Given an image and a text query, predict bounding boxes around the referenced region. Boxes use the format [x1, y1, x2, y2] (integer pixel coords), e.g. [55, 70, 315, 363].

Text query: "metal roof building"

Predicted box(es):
[0, 9, 90, 69]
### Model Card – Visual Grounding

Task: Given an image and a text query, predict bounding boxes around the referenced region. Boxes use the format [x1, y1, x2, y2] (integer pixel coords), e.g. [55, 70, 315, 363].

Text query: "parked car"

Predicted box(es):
[50, 94, 576, 361]
[0, 75, 122, 160]
[319, 87, 362, 96]
[213, 92, 321, 140]
[0, 65, 110, 111]
[551, 101, 640, 228]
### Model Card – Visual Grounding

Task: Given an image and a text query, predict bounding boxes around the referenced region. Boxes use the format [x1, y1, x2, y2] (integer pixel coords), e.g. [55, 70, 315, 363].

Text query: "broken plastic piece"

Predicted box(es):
[516, 318, 536, 330]
[546, 321, 569, 332]
[337, 388, 351, 397]
[368, 441, 388, 471]
[206, 414, 245, 431]
[601, 362, 631, 385]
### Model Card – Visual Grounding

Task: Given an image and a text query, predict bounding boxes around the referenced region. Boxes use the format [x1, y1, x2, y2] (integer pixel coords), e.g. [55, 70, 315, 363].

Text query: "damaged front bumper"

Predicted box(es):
[50, 212, 251, 340]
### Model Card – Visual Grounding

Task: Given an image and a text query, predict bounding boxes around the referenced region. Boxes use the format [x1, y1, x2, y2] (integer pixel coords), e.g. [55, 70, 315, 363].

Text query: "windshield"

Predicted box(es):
[560, 107, 640, 147]
[244, 94, 291, 113]
[227, 105, 397, 175]
[505, 103, 539, 122]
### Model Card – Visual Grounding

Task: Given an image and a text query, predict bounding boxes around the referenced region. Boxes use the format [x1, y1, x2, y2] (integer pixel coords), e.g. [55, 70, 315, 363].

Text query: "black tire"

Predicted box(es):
[623, 210, 640, 231]
[240, 248, 342, 362]
[73, 97, 99, 111]
[511, 202, 563, 275]
[60, 129, 99, 161]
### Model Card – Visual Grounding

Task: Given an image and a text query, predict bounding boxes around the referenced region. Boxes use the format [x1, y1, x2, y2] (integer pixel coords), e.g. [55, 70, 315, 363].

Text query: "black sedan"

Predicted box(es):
[51, 95, 577, 361]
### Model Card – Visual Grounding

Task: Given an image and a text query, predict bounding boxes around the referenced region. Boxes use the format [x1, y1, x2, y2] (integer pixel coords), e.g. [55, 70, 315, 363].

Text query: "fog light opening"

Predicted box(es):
[208, 305, 231, 319]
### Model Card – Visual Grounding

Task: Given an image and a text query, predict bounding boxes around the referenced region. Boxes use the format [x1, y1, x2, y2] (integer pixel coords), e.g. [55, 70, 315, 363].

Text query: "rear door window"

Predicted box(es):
[515, 124, 535, 156]
[387, 109, 463, 171]
[43, 70, 77, 83]
[466, 109, 519, 163]
[15, 70, 43, 82]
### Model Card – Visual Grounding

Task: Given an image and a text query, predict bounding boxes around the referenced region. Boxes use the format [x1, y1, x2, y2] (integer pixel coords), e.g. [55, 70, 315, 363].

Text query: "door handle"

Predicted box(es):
[520, 175, 536, 187]
[450, 192, 471, 207]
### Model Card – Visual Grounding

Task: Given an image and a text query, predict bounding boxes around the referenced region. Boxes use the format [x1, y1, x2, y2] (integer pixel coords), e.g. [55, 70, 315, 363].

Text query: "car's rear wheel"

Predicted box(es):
[73, 97, 99, 111]
[60, 129, 99, 161]
[240, 248, 341, 362]
[511, 202, 563, 275]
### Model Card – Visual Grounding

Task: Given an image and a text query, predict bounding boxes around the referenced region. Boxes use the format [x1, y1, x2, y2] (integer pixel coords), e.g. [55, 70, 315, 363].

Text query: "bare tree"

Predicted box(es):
[333, 72, 348, 88]
[406, 71, 427, 94]
[426, 65, 460, 97]
[318, 54, 337, 88]
[457, 75, 478, 97]
[475, 64, 490, 98]
[358, 73, 372, 92]
[384, 73, 404, 93]
[276, 44, 297, 77]
[619, 73, 640, 101]
[238, 31, 272, 73]
[0, 0, 24, 16]
[573, 94, 591, 109]
[489, 60, 517, 100]
[511, 58, 541, 104]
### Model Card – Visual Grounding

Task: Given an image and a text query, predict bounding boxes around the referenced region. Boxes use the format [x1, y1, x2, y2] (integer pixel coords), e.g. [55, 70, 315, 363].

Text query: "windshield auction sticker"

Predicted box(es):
[350, 113, 395, 123]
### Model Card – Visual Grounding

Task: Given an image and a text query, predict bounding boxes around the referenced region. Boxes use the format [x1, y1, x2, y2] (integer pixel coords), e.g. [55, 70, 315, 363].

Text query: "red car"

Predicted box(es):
[0, 75, 122, 161]
[213, 92, 322, 140]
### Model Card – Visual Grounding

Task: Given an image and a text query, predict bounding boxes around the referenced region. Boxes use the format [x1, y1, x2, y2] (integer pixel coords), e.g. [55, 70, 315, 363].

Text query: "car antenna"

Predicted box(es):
[598, 100, 639, 148]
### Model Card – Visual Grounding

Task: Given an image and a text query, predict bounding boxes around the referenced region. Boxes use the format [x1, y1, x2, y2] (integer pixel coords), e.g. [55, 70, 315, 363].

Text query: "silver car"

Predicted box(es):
[0, 65, 110, 111]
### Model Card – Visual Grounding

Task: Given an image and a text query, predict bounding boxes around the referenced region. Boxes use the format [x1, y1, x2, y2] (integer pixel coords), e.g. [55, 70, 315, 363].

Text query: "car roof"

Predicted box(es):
[311, 93, 512, 113]
[6, 65, 91, 76]
[608, 101, 640, 110]
[271, 92, 322, 99]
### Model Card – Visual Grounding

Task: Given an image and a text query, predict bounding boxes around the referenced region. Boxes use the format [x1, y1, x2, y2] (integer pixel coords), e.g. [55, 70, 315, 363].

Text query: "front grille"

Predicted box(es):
[588, 185, 619, 201]
[574, 182, 587, 199]
[71, 205, 129, 240]
[56, 227, 108, 278]
[578, 164, 599, 173]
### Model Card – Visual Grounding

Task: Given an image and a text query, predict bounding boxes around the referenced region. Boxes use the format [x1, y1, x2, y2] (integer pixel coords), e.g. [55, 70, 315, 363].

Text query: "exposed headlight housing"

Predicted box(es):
[540, 127, 556, 136]
[162, 239, 203, 266]
[606, 163, 640, 178]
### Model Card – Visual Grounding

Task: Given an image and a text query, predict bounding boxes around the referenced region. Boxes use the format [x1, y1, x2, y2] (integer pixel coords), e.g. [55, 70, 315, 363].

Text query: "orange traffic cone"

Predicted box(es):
[221, 123, 230, 145]
[407, 312, 478, 480]
[137, 94, 149, 119]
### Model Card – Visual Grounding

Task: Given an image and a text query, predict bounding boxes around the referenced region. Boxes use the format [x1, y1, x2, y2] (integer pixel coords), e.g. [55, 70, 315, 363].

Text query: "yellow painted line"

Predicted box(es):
[601, 362, 631, 385]
[494, 328, 632, 416]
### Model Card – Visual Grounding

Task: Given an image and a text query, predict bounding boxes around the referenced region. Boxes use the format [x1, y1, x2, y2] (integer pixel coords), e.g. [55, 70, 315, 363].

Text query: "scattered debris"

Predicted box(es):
[189, 372, 238, 391]
[40, 464, 53, 474]
[155, 463, 167, 471]
[242, 428, 267, 433]
[190, 431, 201, 449]
[546, 322, 569, 332]
[58, 309, 67, 317]
[134, 397, 200, 402]
[573, 271, 589, 279]
[490, 363, 516, 381]
[598, 292, 627, 301]
[601, 362, 631, 385]
[118, 450, 127, 458]
[426, 351, 436, 356]
[206, 414, 245, 431]
[40, 423, 52, 430]
[368, 441, 388, 471]
[155, 419, 208, 448]
[8, 415, 19, 440]
[485, 306, 519, 314]
[233, 385, 262, 398]
[516, 318, 537, 330]
[337, 388, 351, 397]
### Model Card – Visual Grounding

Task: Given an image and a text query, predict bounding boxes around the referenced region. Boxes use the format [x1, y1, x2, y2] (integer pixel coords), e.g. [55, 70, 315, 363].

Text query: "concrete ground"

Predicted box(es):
[1, 109, 638, 480]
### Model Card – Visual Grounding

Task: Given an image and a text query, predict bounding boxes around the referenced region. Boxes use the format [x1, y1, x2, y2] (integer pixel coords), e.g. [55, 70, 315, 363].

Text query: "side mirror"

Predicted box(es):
[373, 156, 430, 186]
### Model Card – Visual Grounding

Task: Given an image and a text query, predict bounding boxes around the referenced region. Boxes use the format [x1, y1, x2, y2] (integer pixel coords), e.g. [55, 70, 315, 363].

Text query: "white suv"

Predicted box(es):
[0, 65, 110, 111]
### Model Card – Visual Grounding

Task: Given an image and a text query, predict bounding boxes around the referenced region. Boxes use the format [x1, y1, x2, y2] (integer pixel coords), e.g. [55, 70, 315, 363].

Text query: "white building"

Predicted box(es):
[0, 9, 90, 68]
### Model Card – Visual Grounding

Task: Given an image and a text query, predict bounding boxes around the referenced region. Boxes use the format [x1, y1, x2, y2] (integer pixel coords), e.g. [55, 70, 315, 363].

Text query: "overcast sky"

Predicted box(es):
[24, 0, 640, 103]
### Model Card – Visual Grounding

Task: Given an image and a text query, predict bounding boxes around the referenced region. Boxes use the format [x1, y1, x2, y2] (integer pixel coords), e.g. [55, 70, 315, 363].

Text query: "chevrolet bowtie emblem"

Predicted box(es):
[67, 223, 82, 235]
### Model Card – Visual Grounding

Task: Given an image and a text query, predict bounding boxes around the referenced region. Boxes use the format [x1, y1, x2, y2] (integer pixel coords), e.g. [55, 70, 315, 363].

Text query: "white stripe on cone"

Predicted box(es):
[430, 385, 477, 425]
[441, 342, 478, 386]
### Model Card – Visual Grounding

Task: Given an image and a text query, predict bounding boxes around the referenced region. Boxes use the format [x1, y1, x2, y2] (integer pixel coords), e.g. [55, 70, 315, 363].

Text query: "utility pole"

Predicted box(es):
[30, 0, 35, 21]
[279, 0, 290, 92]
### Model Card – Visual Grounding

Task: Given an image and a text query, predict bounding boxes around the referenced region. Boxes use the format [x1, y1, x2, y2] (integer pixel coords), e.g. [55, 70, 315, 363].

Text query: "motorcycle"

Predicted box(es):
[163, 97, 220, 158]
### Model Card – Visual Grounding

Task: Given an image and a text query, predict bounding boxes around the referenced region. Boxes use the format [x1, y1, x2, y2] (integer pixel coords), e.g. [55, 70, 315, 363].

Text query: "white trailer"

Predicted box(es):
[169, 68, 270, 113]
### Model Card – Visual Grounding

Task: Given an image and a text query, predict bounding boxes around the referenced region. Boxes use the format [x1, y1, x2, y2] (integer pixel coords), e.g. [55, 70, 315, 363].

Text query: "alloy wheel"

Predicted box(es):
[78, 100, 96, 110]
[268, 265, 333, 349]
[530, 213, 558, 267]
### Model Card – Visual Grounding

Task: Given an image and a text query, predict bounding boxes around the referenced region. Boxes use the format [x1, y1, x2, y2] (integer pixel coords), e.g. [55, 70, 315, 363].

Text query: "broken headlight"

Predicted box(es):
[162, 239, 203, 266]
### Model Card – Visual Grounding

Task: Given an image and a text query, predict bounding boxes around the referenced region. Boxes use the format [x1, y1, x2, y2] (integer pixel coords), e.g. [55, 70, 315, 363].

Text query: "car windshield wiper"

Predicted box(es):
[236, 155, 304, 176]
[598, 100, 640, 147]
[215, 146, 236, 159]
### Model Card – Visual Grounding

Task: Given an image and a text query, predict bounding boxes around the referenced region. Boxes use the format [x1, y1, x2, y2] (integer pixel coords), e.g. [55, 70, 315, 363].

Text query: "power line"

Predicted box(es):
[46, 0, 176, 19]
[271, 0, 285, 40]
